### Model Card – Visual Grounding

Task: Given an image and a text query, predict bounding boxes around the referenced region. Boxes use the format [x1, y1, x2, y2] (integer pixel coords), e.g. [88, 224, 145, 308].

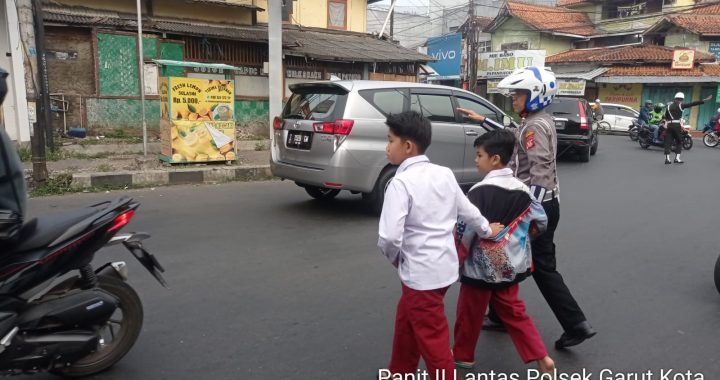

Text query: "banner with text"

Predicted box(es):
[478, 50, 546, 78]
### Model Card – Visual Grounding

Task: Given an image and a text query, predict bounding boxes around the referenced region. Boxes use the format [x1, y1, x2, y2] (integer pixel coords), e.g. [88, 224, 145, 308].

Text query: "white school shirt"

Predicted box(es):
[377, 155, 492, 291]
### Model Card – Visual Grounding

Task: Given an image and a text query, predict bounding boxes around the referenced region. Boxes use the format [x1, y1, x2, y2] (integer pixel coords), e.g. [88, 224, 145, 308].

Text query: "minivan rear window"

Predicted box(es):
[359, 89, 408, 116]
[545, 99, 580, 117]
[282, 90, 347, 122]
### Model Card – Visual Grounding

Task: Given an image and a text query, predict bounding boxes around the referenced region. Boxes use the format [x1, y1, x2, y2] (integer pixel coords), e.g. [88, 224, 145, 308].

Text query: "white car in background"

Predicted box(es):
[601, 103, 639, 133]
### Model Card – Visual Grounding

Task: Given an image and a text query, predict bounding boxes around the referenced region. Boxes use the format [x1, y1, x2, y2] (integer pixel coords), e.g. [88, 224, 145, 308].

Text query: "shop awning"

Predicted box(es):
[152, 60, 247, 71]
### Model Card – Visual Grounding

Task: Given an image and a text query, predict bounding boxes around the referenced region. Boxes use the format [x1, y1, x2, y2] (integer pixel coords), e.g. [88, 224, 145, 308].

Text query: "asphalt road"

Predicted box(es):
[23, 135, 720, 380]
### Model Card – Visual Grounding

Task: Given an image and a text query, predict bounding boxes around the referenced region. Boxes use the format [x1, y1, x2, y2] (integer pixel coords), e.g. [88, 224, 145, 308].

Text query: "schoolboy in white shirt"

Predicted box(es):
[377, 111, 503, 380]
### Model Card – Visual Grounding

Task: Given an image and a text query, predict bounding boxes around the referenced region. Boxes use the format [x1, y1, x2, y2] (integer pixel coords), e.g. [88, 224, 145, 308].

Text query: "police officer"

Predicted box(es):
[459, 67, 596, 350]
[664, 92, 711, 164]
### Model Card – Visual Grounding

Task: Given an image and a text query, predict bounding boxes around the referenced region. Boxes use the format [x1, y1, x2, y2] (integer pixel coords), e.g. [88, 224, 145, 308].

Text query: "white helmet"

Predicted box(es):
[716, 107, 720, 113]
[674, 92, 685, 100]
[496, 66, 557, 112]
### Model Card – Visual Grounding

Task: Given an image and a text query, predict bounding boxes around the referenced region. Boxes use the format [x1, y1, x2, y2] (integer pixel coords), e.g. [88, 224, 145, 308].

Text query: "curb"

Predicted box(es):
[70, 165, 273, 189]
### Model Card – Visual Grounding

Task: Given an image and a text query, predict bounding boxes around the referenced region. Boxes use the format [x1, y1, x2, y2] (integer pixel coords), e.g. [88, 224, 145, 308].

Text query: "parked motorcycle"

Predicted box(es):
[0, 197, 165, 376]
[638, 121, 693, 151]
[702, 120, 720, 147]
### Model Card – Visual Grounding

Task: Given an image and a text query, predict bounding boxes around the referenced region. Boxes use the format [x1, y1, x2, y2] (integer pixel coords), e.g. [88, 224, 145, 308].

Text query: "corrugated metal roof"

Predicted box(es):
[554, 67, 609, 80]
[42, 5, 430, 63]
[283, 26, 431, 63]
[187, 0, 263, 10]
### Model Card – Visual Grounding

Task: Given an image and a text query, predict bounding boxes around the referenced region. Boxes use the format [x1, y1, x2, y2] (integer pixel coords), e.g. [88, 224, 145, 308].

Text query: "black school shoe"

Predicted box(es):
[665, 157, 672, 165]
[555, 321, 597, 350]
[674, 158, 684, 164]
[481, 315, 507, 332]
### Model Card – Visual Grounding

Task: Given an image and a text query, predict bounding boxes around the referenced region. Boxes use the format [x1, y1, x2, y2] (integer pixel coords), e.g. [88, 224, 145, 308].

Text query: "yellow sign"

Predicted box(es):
[598, 83, 643, 109]
[160, 77, 236, 163]
[672, 49, 695, 70]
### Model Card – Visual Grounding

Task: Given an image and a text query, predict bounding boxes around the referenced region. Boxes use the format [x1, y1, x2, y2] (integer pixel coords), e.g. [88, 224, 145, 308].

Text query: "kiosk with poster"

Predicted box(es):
[154, 60, 239, 164]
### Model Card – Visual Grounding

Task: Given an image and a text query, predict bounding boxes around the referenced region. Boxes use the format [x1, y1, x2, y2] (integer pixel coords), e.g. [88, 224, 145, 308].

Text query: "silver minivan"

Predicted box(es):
[270, 80, 513, 212]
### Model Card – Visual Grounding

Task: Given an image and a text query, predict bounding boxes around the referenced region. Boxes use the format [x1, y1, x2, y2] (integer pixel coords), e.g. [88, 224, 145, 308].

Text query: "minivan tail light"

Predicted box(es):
[273, 117, 284, 130]
[312, 120, 355, 135]
[578, 102, 588, 130]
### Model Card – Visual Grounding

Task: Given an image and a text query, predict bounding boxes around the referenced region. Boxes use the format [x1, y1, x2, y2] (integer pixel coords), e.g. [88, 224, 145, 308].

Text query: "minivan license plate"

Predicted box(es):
[554, 120, 566, 129]
[287, 131, 313, 150]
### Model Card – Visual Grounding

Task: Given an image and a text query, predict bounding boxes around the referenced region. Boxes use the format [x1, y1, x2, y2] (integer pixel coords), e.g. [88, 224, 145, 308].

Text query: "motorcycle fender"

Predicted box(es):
[95, 262, 128, 282]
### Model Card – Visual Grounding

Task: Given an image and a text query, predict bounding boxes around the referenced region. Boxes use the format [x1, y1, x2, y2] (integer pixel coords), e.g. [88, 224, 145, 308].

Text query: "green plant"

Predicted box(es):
[46, 149, 64, 162]
[16, 147, 32, 162]
[96, 163, 114, 172]
[254, 142, 267, 151]
[30, 174, 74, 197]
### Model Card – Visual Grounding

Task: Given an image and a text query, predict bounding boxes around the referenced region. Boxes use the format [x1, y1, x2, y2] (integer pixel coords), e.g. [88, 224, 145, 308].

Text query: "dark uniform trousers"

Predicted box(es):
[664, 123, 683, 155]
[531, 198, 586, 332]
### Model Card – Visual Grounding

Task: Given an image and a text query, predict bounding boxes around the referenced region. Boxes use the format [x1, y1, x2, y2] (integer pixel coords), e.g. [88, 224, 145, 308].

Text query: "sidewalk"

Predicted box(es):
[24, 139, 273, 193]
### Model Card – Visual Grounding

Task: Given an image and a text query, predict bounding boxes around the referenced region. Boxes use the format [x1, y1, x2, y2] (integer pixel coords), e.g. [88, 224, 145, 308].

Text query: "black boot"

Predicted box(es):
[555, 321, 596, 350]
[481, 315, 506, 332]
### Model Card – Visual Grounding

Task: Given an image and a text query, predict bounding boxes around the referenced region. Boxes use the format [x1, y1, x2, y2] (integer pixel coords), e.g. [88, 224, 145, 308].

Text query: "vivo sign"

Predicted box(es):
[427, 33, 462, 77]
[433, 50, 457, 60]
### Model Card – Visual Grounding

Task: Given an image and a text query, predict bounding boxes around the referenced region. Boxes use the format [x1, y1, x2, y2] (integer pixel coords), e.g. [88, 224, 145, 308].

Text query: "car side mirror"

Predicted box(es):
[503, 115, 512, 128]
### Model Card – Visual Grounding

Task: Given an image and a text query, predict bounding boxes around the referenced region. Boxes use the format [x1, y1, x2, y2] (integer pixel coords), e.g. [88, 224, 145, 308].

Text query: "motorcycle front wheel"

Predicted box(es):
[52, 275, 144, 377]
[715, 253, 720, 295]
[638, 137, 650, 149]
[703, 133, 719, 147]
[682, 135, 693, 150]
[629, 128, 639, 141]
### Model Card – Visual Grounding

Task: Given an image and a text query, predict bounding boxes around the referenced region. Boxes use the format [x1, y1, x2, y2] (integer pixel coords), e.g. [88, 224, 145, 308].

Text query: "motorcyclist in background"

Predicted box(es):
[702, 107, 720, 134]
[648, 103, 665, 143]
[638, 99, 653, 127]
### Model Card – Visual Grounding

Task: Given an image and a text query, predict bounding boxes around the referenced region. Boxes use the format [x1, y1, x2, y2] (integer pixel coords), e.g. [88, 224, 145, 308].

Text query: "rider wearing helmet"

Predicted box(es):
[638, 99, 653, 127]
[664, 92, 712, 164]
[0, 68, 27, 247]
[702, 107, 720, 133]
[649, 103, 665, 143]
[458, 67, 596, 350]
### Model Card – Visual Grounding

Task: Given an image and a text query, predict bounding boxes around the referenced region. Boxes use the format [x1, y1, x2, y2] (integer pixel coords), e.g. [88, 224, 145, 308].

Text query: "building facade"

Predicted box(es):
[10, 0, 427, 142]
[1, 1, 31, 143]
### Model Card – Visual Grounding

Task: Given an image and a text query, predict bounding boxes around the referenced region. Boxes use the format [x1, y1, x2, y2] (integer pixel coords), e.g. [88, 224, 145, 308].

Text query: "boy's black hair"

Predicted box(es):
[385, 111, 432, 153]
[473, 129, 516, 165]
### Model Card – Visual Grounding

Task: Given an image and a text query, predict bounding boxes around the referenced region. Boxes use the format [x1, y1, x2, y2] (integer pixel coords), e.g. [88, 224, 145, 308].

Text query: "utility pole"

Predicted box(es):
[268, 0, 282, 150]
[32, 0, 52, 151]
[136, 0, 147, 156]
[379, 0, 397, 39]
[16, 0, 47, 184]
[468, 0, 478, 94]
[389, 6, 394, 38]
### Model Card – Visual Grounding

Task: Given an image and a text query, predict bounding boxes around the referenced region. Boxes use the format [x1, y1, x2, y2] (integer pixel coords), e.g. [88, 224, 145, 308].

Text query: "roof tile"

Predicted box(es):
[42, 4, 430, 63]
[556, 0, 592, 7]
[506, 1, 597, 37]
[603, 64, 720, 77]
[664, 14, 720, 35]
[547, 44, 716, 64]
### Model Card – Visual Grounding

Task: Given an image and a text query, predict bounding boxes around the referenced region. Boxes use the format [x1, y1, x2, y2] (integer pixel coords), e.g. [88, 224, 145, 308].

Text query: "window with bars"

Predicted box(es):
[328, 0, 347, 30]
[500, 41, 529, 51]
[477, 40, 491, 53]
